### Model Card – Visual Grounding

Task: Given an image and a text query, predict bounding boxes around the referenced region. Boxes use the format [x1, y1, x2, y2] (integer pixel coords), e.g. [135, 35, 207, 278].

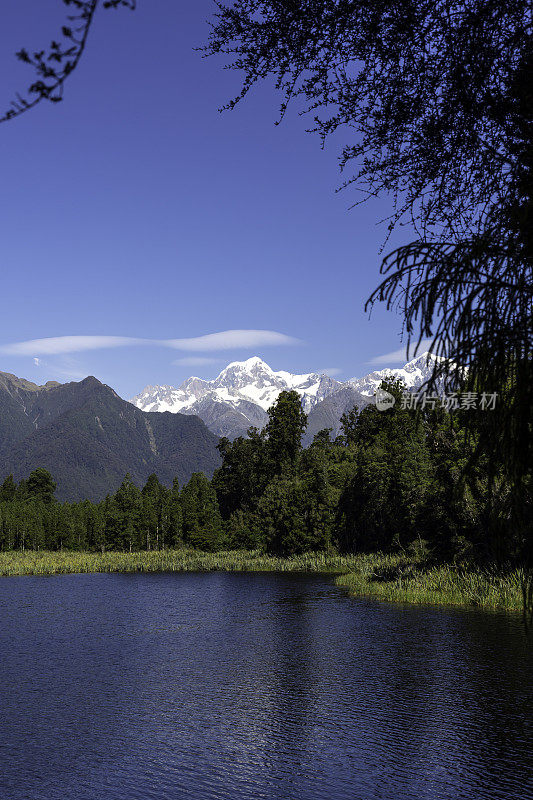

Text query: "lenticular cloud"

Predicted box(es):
[0, 330, 300, 357]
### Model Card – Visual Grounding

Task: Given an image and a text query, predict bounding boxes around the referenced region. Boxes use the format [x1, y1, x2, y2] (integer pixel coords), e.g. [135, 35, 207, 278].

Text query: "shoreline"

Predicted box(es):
[0, 549, 523, 614]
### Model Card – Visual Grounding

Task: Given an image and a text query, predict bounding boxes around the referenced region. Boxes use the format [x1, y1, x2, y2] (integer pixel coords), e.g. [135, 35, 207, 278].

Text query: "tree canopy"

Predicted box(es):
[0, 386, 518, 568]
[202, 0, 533, 606]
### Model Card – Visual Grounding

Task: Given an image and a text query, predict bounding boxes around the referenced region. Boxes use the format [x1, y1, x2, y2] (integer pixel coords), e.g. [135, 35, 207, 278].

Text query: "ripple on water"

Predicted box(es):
[0, 571, 531, 800]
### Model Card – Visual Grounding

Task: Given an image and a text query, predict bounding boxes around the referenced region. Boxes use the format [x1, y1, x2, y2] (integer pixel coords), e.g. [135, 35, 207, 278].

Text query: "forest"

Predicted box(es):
[0, 384, 526, 570]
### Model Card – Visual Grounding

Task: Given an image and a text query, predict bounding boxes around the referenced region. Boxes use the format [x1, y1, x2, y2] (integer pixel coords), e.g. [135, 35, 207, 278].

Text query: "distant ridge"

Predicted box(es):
[348, 352, 449, 396]
[0, 372, 221, 501]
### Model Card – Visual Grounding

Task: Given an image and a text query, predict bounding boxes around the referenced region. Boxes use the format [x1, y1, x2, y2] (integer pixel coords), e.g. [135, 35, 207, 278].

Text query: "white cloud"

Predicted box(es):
[0, 335, 144, 356]
[316, 367, 342, 376]
[0, 330, 301, 357]
[173, 357, 220, 367]
[164, 330, 301, 351]
[368, 339, 433, 366]
[33, 357, 40, 366]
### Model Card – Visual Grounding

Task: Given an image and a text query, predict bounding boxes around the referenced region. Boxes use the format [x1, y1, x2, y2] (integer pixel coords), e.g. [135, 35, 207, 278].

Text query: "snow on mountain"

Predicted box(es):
[131, 352, 450, 440]
[132, 377, 210, 415]
[131, 357, 342, 438]
[348, 352, 447, 396]
[207, 356, 341, 413]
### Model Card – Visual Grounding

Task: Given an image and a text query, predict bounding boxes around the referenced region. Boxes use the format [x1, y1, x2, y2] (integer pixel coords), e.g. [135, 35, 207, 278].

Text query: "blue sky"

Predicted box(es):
[0, 0, 417, 398]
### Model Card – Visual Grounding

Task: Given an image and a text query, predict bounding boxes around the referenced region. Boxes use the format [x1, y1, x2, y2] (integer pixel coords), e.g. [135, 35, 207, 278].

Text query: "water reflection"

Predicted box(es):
[0, 572, 531, 800]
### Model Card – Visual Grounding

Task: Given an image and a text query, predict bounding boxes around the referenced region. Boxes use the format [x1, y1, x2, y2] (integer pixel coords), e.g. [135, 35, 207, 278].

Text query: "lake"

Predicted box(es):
[0, 571, 531, 800]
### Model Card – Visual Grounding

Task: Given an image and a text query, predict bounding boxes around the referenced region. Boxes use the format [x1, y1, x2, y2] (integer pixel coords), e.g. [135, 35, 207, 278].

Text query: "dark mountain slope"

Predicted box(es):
[304, 385, 371, 445]
[0, 372, 62, 453]
[185, 396, 268, 439]
[0, 372, 221, 501]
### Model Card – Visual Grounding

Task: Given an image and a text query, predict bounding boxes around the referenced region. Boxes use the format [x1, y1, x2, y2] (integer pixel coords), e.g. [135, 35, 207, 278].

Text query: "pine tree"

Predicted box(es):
[26, 468, 56, 505]
[141, 473, 165, 550]
[264, 390, 307, 475]
[113, 475, 142, 551]
[180, 473, 224, 552]
[169, 478, 183, 547]
[0, 475, 17, 503]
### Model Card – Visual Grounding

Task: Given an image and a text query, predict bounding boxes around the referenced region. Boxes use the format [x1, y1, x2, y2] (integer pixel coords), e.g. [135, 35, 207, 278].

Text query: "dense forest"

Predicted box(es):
[0, 385, 527, 565]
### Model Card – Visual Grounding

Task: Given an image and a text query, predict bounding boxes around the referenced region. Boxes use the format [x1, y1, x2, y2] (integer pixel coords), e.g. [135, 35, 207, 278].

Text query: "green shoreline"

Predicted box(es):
[0, 550, 523, 614]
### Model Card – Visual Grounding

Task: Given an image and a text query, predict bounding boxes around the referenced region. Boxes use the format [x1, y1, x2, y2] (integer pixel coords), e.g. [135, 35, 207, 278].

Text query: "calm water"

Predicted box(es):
[0, 572, 531, 800]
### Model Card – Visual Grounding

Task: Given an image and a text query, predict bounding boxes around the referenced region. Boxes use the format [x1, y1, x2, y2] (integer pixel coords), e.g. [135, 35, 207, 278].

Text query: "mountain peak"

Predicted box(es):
[0, 371, 62, 393]
[80, 375, 102, 386]
[348, 351, 446, 395]
[404, 350, 441, 369]
[131, 351, 451, 440]
[219, 356, 273, 375]
[229, 355, 268, 369]
[131, 356, 341, 434]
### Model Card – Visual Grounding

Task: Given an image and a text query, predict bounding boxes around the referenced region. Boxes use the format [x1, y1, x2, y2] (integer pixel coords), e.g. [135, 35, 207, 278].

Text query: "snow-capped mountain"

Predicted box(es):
[132, 357, 342, 439]
[131, 352, 444, 440]
[349, 352, 447, 396]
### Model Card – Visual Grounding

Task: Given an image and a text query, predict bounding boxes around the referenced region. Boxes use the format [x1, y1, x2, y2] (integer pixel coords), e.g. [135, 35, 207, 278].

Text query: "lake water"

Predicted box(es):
[0, 571, 531, 800]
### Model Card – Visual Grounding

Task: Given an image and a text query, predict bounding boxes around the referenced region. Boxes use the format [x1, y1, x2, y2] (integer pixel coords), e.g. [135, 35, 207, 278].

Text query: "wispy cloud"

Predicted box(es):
[0, 335, 144, 356]
[368, 339, 433, 366]
[0, 330, 301, 357]
[164, 330, 301, 351]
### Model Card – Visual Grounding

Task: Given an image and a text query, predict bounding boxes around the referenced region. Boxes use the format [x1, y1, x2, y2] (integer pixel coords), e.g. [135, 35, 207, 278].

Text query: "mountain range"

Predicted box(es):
[131, 353, 441, 442]
[0, 372, 221, 501]
[0, 353, 441, 500]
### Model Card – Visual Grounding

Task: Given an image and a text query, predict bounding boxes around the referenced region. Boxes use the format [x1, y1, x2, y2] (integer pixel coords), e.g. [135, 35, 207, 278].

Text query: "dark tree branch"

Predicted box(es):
[1, 0, 135, 125]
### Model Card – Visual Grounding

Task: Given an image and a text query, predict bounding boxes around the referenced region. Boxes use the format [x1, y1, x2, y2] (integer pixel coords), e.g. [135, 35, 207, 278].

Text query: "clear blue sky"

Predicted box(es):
[0, 0, 417, 399]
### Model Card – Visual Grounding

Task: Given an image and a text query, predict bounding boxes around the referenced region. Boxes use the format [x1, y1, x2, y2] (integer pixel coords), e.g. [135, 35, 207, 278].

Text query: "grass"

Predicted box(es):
[0, 549, 523, 614]
[0, 549, 360, 577]
[334, 553, 524, 614]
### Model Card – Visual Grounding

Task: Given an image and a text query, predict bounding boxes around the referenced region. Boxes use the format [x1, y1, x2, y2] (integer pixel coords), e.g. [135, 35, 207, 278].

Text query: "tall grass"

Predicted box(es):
[0, 549, 522, 613]
[0, 549, 360, 577]
[335, 557, 524, 613]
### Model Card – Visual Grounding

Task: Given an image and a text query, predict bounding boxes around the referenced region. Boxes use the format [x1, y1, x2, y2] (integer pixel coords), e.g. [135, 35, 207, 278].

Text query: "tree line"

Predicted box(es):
[0, 386, 526, 564]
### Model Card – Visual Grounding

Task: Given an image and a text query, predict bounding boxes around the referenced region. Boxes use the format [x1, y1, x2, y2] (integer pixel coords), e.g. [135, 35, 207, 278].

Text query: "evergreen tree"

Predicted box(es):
[112, 475, 142, 551]
[26, 468, 56, 505]
[0, 475, 17, 503]
[226, 509, 260, 551]
[259, 475, 323, 556]
[56, 504, 75, 551]
[212, 432, 267, 520]
[141, 473, 165, 550]
[264, 390, 307, 474]
[168, 478, 183, 547]
[180, 473, 224, 552]
[336, 381, 433, 552]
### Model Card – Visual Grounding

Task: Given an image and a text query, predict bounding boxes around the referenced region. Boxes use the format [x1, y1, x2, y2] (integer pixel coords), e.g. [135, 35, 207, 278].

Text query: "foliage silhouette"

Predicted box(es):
[1, 0, 135, 124]
[203, 0, 533, 621]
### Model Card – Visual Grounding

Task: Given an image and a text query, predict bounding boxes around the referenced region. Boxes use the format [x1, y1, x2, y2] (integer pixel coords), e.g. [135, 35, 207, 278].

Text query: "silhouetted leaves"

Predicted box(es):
[203, 0, 533, 610]
[2, 0, 136, 124]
